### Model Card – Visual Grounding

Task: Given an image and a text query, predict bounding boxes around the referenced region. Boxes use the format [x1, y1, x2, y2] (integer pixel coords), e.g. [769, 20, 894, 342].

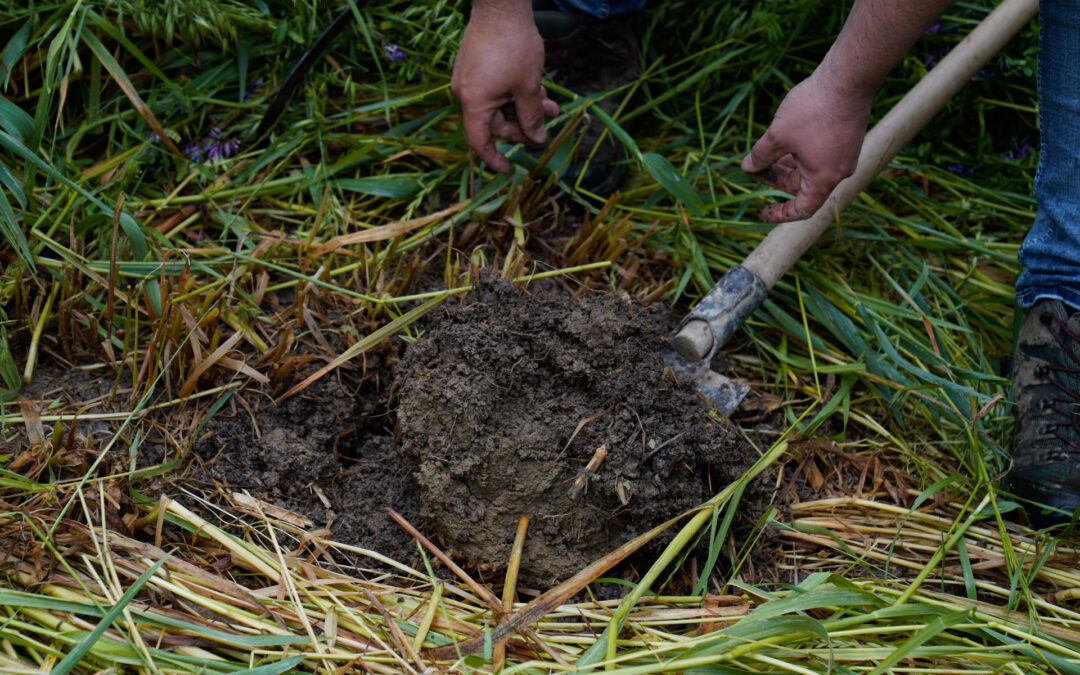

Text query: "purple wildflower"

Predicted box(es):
[1000, 136, 1033, 161]
[924, 47, 948, 69]
[185, 127, 243, 163]
[925, 21, 955, 35]
[946, 163, 979, 177]
[385, 44, 407, 62]
[243, 79, 266, 101]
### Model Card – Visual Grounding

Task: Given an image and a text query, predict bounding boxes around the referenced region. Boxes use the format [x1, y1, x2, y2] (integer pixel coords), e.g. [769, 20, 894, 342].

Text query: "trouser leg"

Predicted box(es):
[545, 0, 646, 19]
[1016, 0, 1080, 309]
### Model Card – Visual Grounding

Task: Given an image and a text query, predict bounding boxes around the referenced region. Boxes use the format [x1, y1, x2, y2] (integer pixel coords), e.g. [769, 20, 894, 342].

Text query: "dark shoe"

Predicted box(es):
[533, 6, 640, 197]
[1006, 299, 1080, 526]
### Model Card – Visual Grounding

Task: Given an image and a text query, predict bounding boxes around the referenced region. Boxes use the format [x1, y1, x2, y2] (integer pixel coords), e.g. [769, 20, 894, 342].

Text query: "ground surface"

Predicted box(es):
[192, 276, 763, 585]
[4, 4, 1065, 671]
[193, 375, 421, 560]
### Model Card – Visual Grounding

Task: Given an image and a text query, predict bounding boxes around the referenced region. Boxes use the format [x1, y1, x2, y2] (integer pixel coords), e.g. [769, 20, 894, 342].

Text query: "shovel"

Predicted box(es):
[666, 0, 1038, 415]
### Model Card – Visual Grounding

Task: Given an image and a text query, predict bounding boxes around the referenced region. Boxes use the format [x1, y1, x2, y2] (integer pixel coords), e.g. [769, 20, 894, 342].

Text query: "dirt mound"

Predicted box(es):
[190, 277, 766, 586]
[395, 278, 761, 586]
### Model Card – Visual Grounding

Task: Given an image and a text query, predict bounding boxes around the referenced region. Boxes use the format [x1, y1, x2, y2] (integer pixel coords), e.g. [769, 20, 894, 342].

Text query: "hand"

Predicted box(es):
[451, 7, 560, 172]
[742, 72, 873, 223]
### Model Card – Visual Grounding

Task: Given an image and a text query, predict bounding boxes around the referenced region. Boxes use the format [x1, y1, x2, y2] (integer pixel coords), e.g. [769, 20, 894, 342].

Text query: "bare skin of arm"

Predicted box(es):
[743, 0, 955, 222]
[451, 0, 559, 172]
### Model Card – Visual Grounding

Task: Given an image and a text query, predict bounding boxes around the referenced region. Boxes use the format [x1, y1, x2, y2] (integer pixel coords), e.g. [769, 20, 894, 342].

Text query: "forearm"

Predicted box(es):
[817, 0, 954, 97]
[470, 0, 534, 22]
[464, 0, 537, 49]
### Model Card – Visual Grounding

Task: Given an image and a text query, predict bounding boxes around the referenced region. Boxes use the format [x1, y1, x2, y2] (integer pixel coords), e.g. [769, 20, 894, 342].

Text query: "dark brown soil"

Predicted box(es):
[4, 362, 136, 482]
[193, 376, 422, 561]
[190, 277, 765, 586]
[395, 277, 762, 586]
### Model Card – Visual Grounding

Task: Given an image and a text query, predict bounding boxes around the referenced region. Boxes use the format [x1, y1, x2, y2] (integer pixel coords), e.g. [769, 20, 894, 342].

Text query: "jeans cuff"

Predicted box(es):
[1016, 287, 1080, 312]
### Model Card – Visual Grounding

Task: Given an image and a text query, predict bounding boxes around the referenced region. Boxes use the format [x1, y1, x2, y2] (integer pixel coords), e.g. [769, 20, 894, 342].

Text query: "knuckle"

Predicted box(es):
[454, 87, 482, 107]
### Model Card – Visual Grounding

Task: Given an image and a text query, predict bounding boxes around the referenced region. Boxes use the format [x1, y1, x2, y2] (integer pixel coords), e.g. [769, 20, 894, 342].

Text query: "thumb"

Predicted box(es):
[741, 130, 783, 174]
[514, 85, 548, 145]
[792, 175, 834, 221]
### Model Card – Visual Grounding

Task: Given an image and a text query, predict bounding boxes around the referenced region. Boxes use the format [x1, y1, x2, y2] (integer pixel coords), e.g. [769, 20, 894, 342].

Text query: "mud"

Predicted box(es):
[190, 277, 765, 585]
[395, 278, 762, 586]
[193, 375, 421, 560]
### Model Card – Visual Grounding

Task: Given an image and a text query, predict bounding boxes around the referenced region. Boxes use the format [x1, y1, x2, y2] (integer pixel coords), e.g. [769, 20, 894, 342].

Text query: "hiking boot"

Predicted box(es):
[533, 2, 640, 197]
[1007, 298, 1080, 526]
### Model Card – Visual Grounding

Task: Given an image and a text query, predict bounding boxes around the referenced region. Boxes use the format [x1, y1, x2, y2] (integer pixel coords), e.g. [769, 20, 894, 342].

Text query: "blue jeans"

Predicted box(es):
[1016, 0, 1080, 309]
[550, 0, 645, 19]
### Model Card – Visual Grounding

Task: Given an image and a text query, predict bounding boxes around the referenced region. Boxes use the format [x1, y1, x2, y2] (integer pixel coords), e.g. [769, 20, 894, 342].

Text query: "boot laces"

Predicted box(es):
[1038, 310, 1080, 452]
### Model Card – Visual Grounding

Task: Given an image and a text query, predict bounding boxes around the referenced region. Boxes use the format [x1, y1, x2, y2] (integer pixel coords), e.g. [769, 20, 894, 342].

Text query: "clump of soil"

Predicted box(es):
[395, 277, 762, 586]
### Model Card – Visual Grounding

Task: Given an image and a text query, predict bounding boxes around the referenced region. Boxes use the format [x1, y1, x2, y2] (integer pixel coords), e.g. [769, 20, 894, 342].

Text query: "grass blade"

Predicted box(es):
[643, 152, 707, 216]
[51, 554, 170, 675]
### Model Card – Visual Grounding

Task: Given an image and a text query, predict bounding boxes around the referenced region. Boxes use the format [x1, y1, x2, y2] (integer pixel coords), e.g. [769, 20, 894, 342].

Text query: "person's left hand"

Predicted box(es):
[742, 71, 873, 223]
[450, 7, 560, 172]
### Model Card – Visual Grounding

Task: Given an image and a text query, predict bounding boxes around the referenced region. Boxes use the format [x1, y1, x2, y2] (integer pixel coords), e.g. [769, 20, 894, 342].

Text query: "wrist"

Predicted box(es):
[471, 0, 534, 24]
[809, 65, 877, 110]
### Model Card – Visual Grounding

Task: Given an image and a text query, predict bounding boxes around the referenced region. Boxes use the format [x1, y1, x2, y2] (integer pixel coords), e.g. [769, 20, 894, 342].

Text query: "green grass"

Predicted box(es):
[1, 0, 1074, 672]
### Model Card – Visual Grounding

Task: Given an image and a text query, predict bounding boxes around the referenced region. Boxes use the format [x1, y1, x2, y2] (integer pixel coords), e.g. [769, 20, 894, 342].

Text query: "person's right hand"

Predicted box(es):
[451, 5, 559, 172]
[742, 72, 873, 223]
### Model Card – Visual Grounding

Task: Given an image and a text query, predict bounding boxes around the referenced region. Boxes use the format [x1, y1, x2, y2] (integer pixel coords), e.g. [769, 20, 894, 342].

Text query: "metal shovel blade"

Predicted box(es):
[662, 345, 749, 416]
[661, 264, 765, 416]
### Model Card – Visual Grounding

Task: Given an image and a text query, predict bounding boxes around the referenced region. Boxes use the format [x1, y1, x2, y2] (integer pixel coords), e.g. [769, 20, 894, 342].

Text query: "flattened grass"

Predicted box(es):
[1, 0, 1073, 672]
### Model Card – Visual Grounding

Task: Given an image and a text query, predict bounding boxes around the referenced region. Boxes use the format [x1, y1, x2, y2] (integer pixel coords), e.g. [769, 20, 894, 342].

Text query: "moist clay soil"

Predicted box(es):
[192, 276, 766, 587]
[193, 364, 422, 561]
[395, 277, 764, 586]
